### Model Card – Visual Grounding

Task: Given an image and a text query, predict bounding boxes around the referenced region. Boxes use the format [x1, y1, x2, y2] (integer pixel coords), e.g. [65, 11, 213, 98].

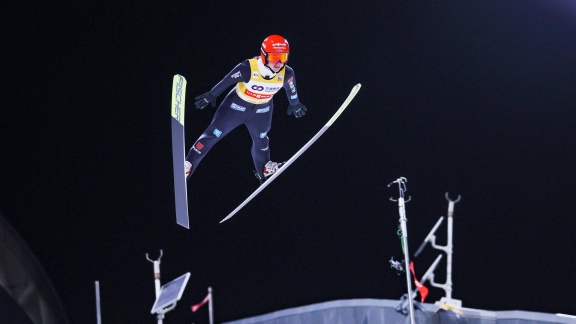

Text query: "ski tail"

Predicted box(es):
[171, 74, 190, 229]
[220, 83, 362, 223]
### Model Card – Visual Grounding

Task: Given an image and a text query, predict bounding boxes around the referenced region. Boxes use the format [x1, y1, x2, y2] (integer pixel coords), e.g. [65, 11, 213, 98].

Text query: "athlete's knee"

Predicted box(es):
[253, 136, 269, 149]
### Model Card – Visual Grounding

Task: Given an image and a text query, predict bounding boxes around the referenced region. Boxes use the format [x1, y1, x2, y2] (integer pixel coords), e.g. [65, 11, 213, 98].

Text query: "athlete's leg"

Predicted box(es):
[245, 102, 274, 178]
[186, 95, 247, 175]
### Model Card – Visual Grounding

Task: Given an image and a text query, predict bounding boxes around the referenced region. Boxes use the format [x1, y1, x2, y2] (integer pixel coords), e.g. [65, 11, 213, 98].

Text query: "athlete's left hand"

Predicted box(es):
[287, 103, 307, 118]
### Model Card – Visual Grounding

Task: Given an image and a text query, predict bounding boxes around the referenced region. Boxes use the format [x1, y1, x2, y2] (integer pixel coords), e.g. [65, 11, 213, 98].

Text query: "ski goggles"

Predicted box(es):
[267, 52, 288, 64]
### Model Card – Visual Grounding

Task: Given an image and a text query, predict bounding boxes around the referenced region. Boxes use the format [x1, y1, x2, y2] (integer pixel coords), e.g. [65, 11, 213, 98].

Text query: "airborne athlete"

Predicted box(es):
[185, 35, 307, 183]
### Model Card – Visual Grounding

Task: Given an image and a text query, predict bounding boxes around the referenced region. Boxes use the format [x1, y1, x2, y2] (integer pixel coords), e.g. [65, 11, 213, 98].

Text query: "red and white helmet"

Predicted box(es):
[260, 35, 290, 65]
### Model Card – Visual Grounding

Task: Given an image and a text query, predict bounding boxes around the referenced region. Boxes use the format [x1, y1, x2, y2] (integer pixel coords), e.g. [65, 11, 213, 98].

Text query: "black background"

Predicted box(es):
[2, 1, 576, 323]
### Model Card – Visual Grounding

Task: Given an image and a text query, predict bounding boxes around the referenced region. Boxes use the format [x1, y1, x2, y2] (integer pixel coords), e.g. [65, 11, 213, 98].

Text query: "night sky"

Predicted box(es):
[2, 1, 576, 323]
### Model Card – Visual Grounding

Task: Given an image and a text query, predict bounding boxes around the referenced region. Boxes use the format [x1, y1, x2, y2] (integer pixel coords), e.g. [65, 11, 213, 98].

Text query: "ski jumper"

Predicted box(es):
[186, 57, 301, 177]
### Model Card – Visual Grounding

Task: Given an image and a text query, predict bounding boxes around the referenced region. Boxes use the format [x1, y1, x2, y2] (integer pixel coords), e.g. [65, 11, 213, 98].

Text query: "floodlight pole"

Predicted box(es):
[147, 250, 164, 324]
[388, 177, 415, 324]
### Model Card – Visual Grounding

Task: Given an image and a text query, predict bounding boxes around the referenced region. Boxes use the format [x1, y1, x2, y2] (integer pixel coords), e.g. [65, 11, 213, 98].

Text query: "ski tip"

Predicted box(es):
[354, 83, 362, 91]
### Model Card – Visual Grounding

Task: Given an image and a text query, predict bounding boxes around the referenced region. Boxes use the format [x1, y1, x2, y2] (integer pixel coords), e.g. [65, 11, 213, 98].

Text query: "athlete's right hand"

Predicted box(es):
[194, 92, 216, 109]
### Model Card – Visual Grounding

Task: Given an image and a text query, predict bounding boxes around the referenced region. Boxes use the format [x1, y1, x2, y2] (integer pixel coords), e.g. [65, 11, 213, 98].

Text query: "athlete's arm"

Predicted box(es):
[282, 66, 300, 106]
[210, 60, 252, 96]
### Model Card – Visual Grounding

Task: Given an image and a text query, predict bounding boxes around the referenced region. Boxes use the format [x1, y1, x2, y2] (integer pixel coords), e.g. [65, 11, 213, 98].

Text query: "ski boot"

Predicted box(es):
[185, 161, 192, 180]
[255, 161, 285, 184]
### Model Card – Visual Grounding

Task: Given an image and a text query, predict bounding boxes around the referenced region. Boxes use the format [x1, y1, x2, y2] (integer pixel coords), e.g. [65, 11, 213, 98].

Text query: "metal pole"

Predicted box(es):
[445, 193, 460, 302]
[389, 177, 415, 324]
[208, 287, 214, 324]
[147, 250, 164, 324]
[95, 281, 101, 324]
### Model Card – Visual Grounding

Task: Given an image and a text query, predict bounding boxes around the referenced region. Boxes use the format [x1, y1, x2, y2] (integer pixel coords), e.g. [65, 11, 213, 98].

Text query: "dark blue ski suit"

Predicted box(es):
[186, 57, 302, 178]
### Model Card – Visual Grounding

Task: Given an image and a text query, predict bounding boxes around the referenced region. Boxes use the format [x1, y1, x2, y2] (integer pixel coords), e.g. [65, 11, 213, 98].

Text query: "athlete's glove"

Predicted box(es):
[194, 92, 216, 109]
[287, 103, 307, 118]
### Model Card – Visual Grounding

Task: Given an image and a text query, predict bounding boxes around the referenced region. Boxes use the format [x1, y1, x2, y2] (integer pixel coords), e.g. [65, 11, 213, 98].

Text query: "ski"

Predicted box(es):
[220, 83, 362, 223]
[171, 74, 189, 229]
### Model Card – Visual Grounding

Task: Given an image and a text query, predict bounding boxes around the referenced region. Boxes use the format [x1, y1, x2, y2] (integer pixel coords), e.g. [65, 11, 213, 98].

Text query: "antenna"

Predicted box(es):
[388, 177, 415, 324]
